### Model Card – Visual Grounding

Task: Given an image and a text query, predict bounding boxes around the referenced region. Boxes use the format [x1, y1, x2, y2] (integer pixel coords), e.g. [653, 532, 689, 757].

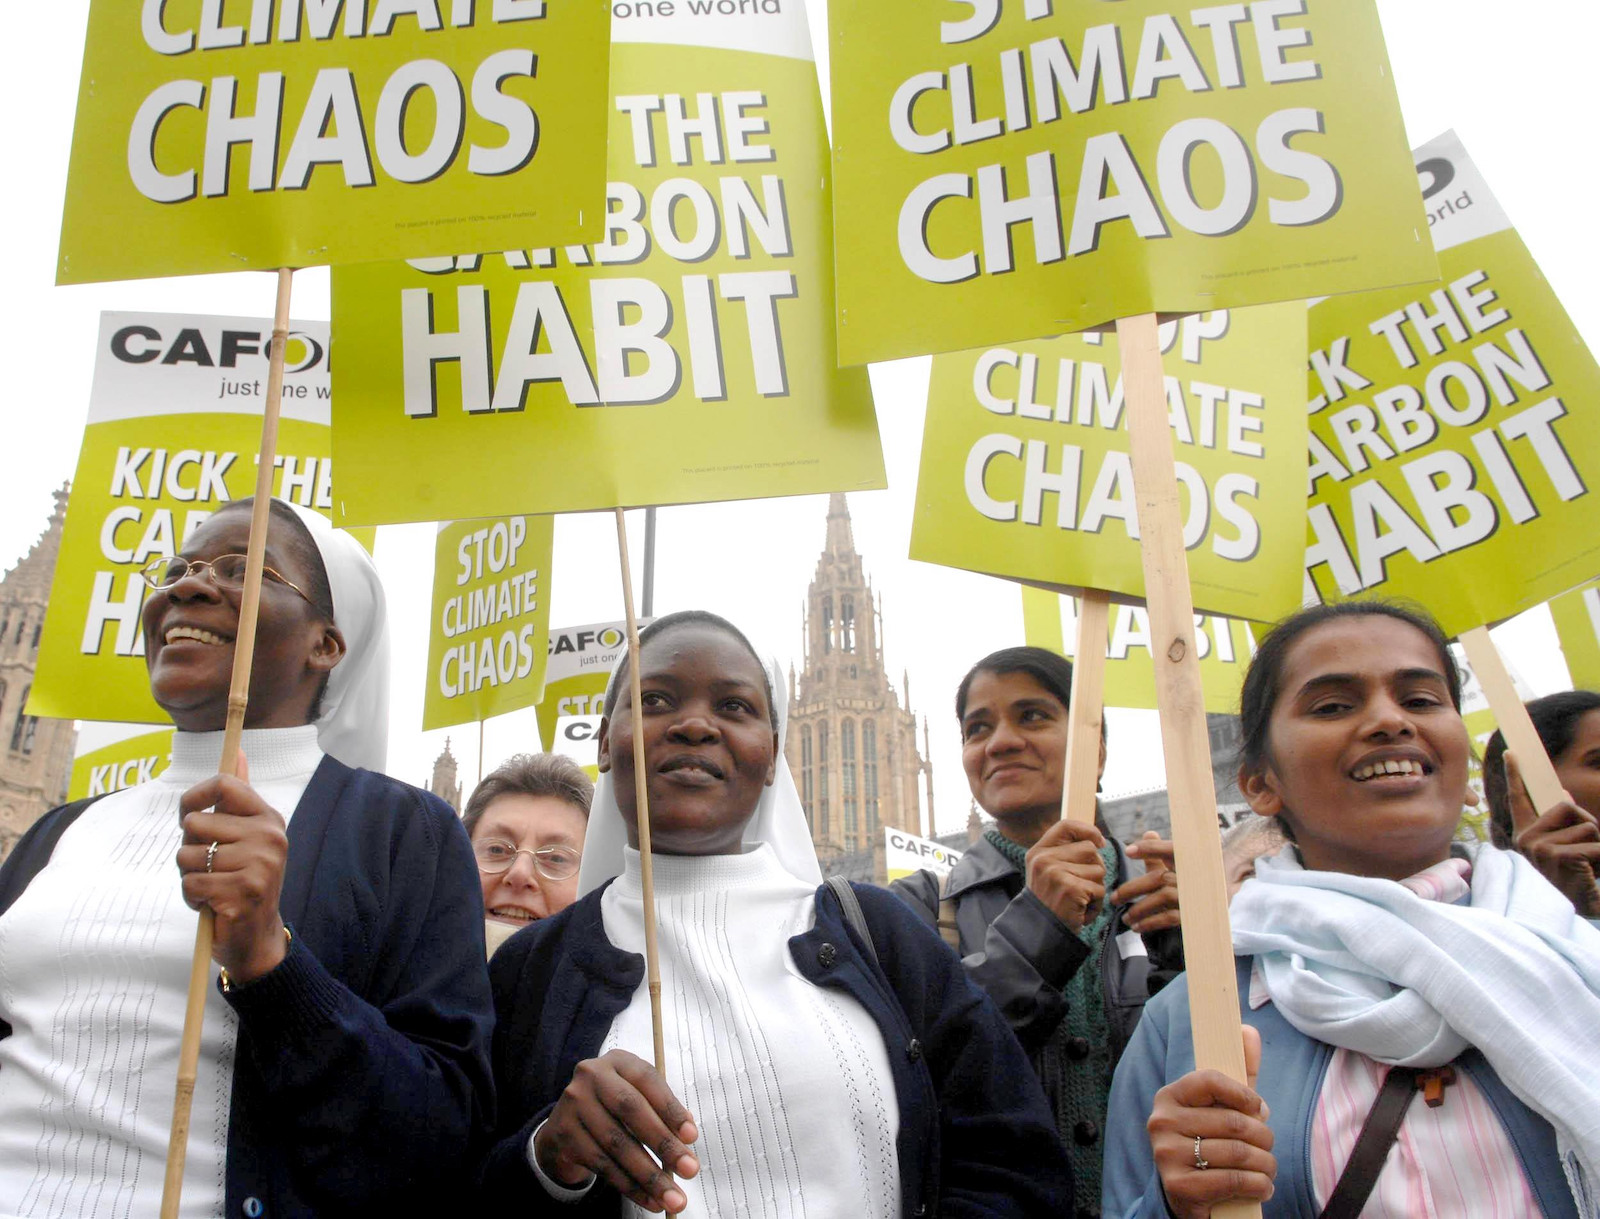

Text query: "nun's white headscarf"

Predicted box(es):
[576, 618, 821, 897]
[283, 502, 390, 773]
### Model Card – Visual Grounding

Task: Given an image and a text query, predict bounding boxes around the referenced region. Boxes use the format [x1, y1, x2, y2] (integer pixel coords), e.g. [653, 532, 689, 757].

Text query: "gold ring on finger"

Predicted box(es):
[205, 841, 219, 874]
[1193, 1134, 1209, 1171]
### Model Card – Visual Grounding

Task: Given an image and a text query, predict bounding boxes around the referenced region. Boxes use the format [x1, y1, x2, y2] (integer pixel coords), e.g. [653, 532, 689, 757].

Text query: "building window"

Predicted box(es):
[863, 720, 879, 834]
[30, 622, 41, 651]
[12, 616, 24, 645]
[842, 718, 858, 840]
[801, 725, 814, 828]
[841, 596, 855, 651]
[817, 721, 830, 838]
[10, 684, 34, 754]
[821, 597, 833, 654]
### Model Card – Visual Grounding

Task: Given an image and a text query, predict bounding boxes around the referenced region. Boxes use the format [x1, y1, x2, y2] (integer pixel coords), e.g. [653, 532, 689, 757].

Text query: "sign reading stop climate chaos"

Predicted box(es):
[58, 0, 610, 283]
[330, 3, 883, 526]
[828, 0, 1436, 364]
[910, 306, 1308, 623]
[423, 515, 553, 731]
[1305, 133, 1600, 636]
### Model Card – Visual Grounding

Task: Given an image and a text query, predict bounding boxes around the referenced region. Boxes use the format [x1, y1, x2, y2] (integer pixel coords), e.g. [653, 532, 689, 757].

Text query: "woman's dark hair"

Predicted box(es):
[956, 646, 1075, 721]
[462, 752, 594, 839]
[1237, 601, 1462, 781]
[211, 497, 338, 719]
[1482, 689, 1600, 847]
[602, 610, 776, 727]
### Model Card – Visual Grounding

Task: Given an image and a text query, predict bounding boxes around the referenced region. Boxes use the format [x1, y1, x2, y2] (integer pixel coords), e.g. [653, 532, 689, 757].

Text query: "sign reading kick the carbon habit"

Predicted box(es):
[332, 4, 883, 526]
[829, 0, 1436, 364]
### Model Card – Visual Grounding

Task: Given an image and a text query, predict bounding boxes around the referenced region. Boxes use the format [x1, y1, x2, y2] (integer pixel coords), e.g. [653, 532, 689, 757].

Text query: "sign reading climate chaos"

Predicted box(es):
[58, 0, 610, 284]
[535, 619, 647, 753]
[330, 4, 883, 526]
[910, 305, 1307, 623]
[828, 0, 1436, 364]
[29, 312, 369, 724]
[423, 515, 553, 731]
[1306, 132, 1600, 636]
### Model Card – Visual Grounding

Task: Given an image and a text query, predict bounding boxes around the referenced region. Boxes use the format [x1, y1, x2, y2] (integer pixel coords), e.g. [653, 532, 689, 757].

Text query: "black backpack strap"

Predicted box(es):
[1318, 1065, 1421, 1219]
[825, 876, 879, 968]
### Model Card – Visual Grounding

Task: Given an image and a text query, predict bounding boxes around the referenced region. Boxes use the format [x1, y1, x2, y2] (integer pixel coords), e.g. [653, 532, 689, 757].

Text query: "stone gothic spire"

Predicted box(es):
[429, 737, 463, 813]
[825, 492, 855, 557]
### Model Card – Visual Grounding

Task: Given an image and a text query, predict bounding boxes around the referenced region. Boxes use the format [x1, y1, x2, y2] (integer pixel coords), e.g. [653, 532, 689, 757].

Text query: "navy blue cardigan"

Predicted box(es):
[480, 876, 1074, 1217]
[0, 755, 496, 1218]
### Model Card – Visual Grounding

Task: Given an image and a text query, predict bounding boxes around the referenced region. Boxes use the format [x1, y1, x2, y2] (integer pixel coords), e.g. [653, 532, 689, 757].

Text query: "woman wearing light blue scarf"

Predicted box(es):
[1103, 602, 1600, 1219]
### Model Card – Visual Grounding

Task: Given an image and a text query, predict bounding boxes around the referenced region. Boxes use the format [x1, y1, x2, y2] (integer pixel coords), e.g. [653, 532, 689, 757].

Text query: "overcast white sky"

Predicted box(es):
[3, 2, 1597, 834]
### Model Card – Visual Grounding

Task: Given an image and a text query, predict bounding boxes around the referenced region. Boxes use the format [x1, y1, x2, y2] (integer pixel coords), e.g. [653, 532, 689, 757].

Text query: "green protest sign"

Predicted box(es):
[58, 0, 609, 284]
[829, 0, 1435, 364]
[68, 728, 175, 801]
[534, 619, 644, 752]
[331, 6, 883, 526]
[423, 515, 553, 731]
[1305, 132, 1600, 636]
[30, 312, 371, 723]
[1021, 585, 1258, 714]
[1551, 580, 1600, 691]
[910, 305, 1307, 622]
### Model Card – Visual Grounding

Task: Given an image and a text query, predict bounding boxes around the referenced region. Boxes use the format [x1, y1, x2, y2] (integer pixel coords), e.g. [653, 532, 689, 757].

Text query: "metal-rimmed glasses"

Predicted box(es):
[472, 839, 582, 881]
[138, 554, 315, 607]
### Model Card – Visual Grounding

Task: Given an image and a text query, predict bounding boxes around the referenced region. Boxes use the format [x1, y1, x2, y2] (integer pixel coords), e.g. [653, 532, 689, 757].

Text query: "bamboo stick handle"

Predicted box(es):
[1459, 626, 1567, 812]
[1118, 312, 1258, 1219]
[615, 508, 678, 1214]
[160, 266, 294, 1219]
[1063, 591, 1109, 825]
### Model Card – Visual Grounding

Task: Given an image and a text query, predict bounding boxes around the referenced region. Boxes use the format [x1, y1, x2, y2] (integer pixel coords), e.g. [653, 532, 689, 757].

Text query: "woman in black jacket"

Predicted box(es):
[892, 646, 1183, 1219]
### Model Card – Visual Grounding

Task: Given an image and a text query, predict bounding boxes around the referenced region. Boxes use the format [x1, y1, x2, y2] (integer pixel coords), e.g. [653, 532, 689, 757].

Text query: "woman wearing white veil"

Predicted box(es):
[480, 610, 1071, 1217]
[0, 496, 494, 1218]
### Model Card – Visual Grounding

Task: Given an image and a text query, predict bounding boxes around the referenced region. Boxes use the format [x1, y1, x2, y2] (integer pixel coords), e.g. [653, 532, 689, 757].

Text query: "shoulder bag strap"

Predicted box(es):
[1318, 1065, 1421, 1219]
[935, 871, 962, 952]
[825, 876, 879, 968]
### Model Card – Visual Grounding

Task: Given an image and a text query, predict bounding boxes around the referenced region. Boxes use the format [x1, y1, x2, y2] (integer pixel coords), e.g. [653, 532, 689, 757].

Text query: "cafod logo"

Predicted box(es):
[549, 626, 626, 656]
[109, 323, 327, 373]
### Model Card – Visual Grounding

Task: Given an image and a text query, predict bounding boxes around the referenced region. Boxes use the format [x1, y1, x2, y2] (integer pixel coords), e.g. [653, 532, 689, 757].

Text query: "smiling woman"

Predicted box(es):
[1103, 602, 1600, 1219]
[479, 610, 1073, 1217]
[0, 496, 494, 1218]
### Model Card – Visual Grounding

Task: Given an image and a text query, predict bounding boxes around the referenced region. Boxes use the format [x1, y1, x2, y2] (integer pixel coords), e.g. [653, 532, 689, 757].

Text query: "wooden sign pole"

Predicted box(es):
[161, 266, 295, 1219]
[614, 508, 677, 1212]
[1459, 626, 1567, 811]
[1117, 312, 1259, 1219]
[1063, 590, 1110, 825]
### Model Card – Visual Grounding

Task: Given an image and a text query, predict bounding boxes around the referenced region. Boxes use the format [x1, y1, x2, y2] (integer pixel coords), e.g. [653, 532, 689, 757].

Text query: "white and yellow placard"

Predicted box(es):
[59, 0, 609, 283]
[30, 312, 369, 723]
[1021, 586, 1258, 715]
[534, 619, 646, 752]
[423, 515, 553, 731]
[331, 5, 882, 526]
[885, 827, 963, 883]
[1551, 580, 1600, 692]
[911, 306, 1307, 622]
[68, 727, 175, 801]
[1306, 133, 1600, 636]
[549, 713, 602, 781]
[829, 0, 1436, 364]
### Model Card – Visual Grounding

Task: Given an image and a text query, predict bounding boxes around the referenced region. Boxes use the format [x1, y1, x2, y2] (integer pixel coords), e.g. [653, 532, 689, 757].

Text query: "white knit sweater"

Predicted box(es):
[0, 727, 322, 1219]
[540, 844, 902, 1218]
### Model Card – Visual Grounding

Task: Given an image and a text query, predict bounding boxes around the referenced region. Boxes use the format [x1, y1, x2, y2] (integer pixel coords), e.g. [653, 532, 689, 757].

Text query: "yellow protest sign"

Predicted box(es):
[330, 5, 883, 526]
[30, 312, 371, 723]
[910, 305, 1307, 622]
[534, 619, 643, 752]
[1021, 585, 1257, 714]
[1551, 581, 1600, 691]
[58, 1, 609, 284]
[828, 0, 1435, 365]
[423, 515, 553, 731]
[549, 714, 602, 782]
[68, 728, 175, 801]
[884, 827, 963, 883]
[1305, 132, 1600, 636]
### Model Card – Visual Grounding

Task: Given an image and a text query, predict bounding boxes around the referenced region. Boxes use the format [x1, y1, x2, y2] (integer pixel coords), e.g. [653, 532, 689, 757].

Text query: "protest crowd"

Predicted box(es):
[4, 1, 1600, 1217]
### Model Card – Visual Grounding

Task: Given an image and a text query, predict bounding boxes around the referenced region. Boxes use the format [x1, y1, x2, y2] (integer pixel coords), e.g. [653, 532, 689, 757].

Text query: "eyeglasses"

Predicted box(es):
[473, 839, 582, 881]
[139, 554, 314, 607]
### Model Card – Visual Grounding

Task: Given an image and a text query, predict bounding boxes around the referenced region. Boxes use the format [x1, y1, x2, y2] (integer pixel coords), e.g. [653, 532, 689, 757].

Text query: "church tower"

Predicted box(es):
[787, 495, 930, 869]
[0, 486, 78, 860]
[429, 737, 463, 813]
